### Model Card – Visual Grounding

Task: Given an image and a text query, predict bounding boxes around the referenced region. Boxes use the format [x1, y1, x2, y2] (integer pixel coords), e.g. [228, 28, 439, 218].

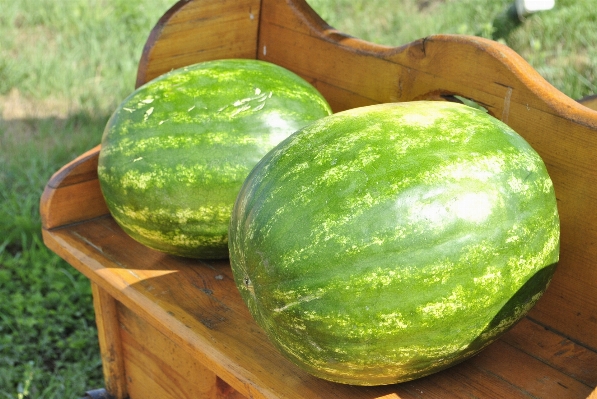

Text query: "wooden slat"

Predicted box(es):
[136, 0, 261, 86]
[469, 340, 593, 398]
[528, 270, 597, 352]
[501, 318, 597, 387]
[401, 358, 539, 399]
[92, 282, 128, 399]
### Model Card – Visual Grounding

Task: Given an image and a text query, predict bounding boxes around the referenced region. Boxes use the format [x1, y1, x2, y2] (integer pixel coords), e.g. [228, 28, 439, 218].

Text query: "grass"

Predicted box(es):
[0, 0, 594, 397]
[0, 1, 174, 397]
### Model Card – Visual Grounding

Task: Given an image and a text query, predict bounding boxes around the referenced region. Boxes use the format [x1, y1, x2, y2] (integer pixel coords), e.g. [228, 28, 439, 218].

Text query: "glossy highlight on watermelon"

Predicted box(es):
[229, 101, 560, 385]
[97, 59, 332, 258]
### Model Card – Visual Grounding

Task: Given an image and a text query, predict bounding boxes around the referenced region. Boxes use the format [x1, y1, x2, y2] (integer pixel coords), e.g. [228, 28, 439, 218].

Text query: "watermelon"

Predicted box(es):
[229, 101, 560, 385]
[97, 59, 332, 259]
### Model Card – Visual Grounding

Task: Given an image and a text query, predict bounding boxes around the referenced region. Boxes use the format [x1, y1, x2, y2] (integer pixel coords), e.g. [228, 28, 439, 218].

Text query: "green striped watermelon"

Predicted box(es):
[98, 59, 332, 259]
[229, 101, 560, 385]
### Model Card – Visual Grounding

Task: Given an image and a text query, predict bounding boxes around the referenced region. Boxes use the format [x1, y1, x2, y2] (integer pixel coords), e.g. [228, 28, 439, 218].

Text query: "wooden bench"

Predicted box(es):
[41, 1, 597, 398]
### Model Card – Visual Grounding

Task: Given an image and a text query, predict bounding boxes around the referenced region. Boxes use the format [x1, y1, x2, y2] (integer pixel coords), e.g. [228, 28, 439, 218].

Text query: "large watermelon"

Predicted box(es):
[229, 101, 560, 385]
[98, 59, 331, 258]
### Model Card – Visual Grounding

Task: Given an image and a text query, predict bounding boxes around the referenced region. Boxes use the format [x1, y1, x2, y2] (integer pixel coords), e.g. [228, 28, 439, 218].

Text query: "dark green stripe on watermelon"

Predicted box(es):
[229, 101, 560, 385]
[98, 59, 332, 258]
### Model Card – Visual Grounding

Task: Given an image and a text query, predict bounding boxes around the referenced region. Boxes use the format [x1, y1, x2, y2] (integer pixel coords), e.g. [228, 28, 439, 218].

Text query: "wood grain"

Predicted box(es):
[469, 340, 592, 398]
[501, 317, 597, 388]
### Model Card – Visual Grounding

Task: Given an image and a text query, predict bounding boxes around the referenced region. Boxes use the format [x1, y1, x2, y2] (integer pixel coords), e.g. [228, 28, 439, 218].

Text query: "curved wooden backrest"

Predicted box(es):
[112, 0, 597, 352]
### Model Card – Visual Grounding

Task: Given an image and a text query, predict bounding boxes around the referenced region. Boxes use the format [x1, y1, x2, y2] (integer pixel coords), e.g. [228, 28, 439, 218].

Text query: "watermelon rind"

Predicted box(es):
[229, 101, 560, 385]
[98, 59, 332, 258]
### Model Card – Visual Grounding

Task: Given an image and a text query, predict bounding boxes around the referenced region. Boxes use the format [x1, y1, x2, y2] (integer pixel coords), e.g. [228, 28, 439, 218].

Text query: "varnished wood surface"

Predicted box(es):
[43, 215, 596, 399]
[40, 0, 597, 397]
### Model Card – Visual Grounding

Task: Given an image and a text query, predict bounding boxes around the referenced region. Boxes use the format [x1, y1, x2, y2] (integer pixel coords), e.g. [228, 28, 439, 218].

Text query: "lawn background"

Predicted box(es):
[0, 0, 595, 397]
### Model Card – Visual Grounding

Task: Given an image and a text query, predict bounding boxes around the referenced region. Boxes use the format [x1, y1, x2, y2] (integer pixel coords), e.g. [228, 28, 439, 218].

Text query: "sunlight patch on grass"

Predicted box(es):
[1, 89, 74, 120]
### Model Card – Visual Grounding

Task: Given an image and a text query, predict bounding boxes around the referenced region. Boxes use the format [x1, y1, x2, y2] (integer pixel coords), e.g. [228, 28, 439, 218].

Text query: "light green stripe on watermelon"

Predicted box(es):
[98, 59, 332, 258]
[229, 101, 559, 385]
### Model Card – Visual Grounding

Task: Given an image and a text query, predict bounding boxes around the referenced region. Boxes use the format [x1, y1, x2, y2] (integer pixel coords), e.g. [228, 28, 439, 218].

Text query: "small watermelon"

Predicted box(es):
[229, 101, 560, 385]
[98, 59, 332, 258]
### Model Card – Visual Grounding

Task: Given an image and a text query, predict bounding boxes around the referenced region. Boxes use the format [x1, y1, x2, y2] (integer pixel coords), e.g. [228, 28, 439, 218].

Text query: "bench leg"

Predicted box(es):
[92, 282, 128, 399]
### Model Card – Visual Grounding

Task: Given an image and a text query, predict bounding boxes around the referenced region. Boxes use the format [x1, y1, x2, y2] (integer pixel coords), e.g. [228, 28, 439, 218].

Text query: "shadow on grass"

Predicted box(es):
[0, 109, 112, 397]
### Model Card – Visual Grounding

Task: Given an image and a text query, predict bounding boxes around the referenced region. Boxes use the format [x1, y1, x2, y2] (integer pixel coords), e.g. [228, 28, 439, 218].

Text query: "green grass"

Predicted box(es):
[0, 1, 173, 397]
[0, 0, 594, 397]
